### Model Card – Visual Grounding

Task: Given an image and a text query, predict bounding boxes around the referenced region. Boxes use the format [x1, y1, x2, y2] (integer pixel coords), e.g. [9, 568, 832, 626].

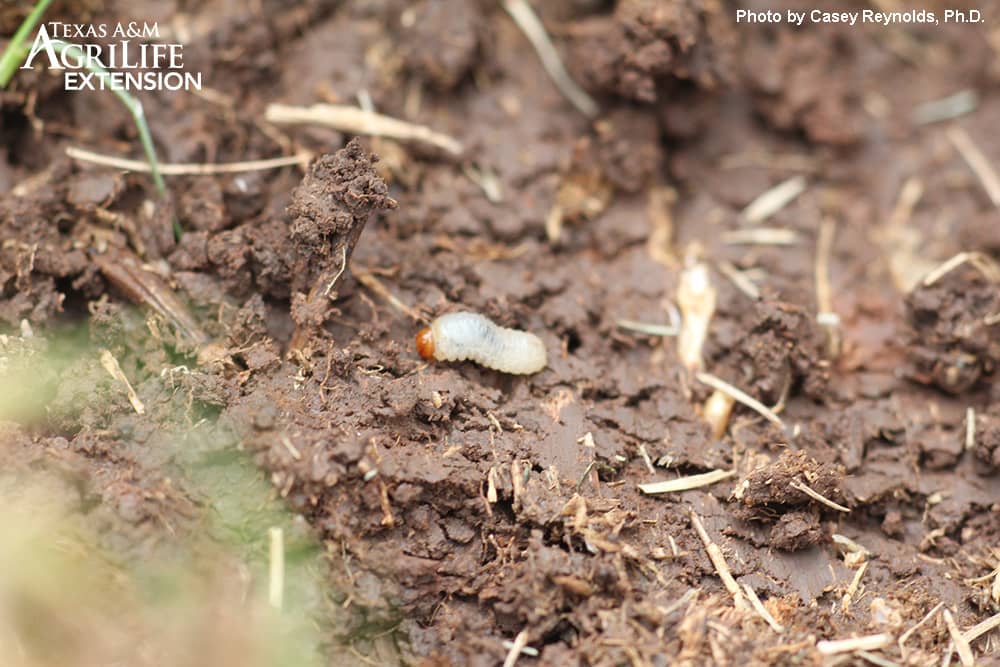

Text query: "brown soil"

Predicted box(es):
[4, 0, 1000, 665]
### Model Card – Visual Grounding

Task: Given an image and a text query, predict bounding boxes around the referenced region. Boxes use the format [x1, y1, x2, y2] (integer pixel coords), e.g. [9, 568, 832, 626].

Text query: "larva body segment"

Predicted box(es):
[417, 312, 547, 375]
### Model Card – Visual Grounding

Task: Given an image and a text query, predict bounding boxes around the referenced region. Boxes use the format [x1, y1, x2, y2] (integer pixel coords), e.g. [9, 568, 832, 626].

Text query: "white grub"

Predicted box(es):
[417, 312, 547, 375]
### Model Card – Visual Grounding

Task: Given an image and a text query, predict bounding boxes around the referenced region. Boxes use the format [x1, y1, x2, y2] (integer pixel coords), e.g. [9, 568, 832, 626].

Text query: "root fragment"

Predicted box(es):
[741, 176, 807, 224]
[99, 349, 145, 415]
[266, 103, 464, 157]
[696, 372, 784, 431]
[689, 511, 745, 609]
[638, 469, 735, 495]
[814, 218, 840, 357]
[677, 248, 716, 373]
[947, 126, 1000, 208]
[816, 634, 892, 655]
[502, 0, 598, 118]
[67, 145, 311, 175]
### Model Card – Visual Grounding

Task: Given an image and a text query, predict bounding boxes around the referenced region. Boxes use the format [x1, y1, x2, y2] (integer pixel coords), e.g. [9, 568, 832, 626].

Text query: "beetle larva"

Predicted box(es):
[415, 312, 547, 375]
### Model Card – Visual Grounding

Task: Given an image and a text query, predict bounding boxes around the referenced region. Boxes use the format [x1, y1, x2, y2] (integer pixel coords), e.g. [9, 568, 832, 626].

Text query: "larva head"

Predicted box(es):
[415, 327, 435, 360]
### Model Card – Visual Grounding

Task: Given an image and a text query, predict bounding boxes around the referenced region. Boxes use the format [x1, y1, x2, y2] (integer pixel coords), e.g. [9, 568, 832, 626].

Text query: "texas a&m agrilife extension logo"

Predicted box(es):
[21, 21, 202, 92]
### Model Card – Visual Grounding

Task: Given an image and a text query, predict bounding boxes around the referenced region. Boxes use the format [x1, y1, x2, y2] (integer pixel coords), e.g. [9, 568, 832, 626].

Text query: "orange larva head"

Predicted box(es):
[415, 327, 435, 360]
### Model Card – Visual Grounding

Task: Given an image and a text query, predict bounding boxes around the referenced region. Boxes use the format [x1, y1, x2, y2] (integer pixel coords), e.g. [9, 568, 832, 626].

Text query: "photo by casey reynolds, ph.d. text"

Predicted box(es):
[735, 8, 984, 26]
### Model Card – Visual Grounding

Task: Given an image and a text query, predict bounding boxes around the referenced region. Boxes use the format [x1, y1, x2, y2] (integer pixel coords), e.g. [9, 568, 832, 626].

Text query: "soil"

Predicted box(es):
[3, 0, 1000, 665]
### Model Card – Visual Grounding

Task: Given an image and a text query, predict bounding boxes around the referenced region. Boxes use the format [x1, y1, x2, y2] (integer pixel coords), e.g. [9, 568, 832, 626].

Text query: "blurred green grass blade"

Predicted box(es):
[0, 0, 54, 88]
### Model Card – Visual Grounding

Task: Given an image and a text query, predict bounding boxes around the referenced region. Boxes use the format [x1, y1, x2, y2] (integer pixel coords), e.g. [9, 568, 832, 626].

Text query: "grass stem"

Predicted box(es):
[0, 0, 54, 88]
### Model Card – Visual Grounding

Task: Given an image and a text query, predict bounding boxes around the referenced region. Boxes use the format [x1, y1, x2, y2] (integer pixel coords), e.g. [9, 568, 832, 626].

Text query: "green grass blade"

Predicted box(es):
[49, 40, 167, 197]
[0, 0, 54, 88]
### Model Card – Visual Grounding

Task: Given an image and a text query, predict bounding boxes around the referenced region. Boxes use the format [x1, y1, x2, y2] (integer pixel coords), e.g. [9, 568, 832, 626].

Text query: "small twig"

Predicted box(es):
[742, 583, 784, 633]
[99, 349, 145, 415]
[67, 146, 311, 175]
[832, 534, 871, 570]
[815, 218, 840, 357]
[695, 372, 784, 431]
[741, 175, 807, 224]
[689, 510, 745, 608]
[647, 186, 678, 267]
[637, 443, 656, 474]
[502, 630, 530, 667]
[842, 561, 869, 612]
[703, 390, 736, 440]
[962, 610, 1000, 645]
[660, 589, 698, 617]
[575, 460, 596, 491]
[856, 650, 905, 667]
[545, 203, 565, 244]
[617, 319, 678, 337]
[722, 228, 800, 246]
[323, 246, 349, 296]
[921, 251, 1000, 287]
[716, 260, 761, 300]
[487, 466, 498, 503]
[899, 601, 945, 659]
[816, 634, 893, 655]
[354, 270, 426, 323]
[913, 90, 978, 125]
[944, 609, 974, 666]
[790, 480, 850, 513]
[882, 177, 930, 293]
[947, 126, 1000, 208]
[280, 435, 302, 461]
[501, 639, 538, 659]
[771, 367, 792, 416]
[266, 102, 464, 157]
[93, 251, 210, 346]
[966, 408, 976, 451]
[888, 177, 924, 229]
[502, 0, 598, 118]
[639, 469, 735, 495]
[942, 640, 955, 667]
[268, 526, 284, 610]
[677, 251, 716, 373]
[462, 163, 503, 203]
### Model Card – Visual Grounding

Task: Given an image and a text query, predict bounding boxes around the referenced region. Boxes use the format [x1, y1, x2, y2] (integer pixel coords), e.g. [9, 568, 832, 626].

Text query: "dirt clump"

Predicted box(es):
[708, 297, 830, 406]
[742, 27, 863, 145]
[5, 0, 1000, 664]
[284, 139, 396, 344]
[567, 0, 735, 102]
[905, 266, 1000, 394]
[395, 0, 488, 92]
[973, 410, 1000, 470]
[733, 451, 847, 550]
